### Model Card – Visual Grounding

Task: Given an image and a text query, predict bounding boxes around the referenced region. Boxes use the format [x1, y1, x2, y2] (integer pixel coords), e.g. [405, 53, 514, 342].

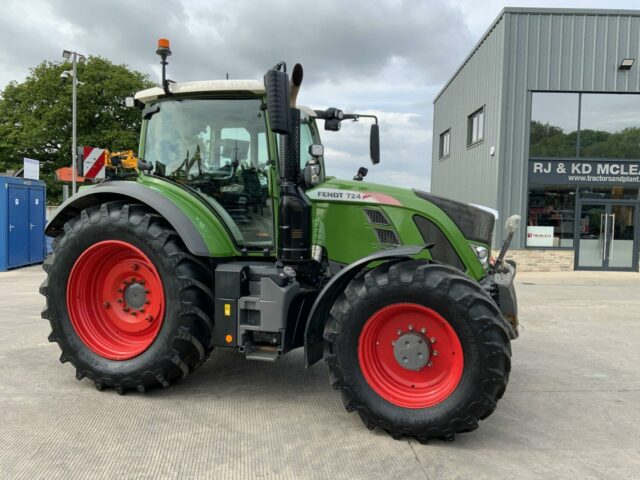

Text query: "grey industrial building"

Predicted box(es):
[431, 7, 640, 272]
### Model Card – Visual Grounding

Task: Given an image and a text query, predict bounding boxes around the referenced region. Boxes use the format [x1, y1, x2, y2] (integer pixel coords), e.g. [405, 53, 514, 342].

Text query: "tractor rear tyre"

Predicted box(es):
[40, 201, 214, 393]
[323, 260, 511, 441]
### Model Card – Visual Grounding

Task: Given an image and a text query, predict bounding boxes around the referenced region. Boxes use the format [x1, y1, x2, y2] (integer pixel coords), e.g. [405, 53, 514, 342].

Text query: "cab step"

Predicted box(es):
[245, 344, 279, 362]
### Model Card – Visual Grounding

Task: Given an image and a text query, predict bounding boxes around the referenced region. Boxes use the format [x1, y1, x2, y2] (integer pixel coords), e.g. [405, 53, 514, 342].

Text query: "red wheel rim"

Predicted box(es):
[358, 303, 463, 409]
[66, 240, 165, 360]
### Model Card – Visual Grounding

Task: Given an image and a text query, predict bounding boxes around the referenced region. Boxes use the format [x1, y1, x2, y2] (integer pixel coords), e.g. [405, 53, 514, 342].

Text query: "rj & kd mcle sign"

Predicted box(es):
[529, 159, 640, 185]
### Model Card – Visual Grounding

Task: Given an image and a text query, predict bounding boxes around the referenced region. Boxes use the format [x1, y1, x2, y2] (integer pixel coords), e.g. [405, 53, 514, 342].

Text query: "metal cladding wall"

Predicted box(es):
[431, 16, 505, 215]
[432, 8, 640, 248]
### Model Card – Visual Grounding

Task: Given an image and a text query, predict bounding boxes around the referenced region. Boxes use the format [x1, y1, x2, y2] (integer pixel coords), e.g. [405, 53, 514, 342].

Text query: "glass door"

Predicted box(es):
[577, 202, 638, 271]
[608, 204, 636, 269]
[577, 204, 606, 269]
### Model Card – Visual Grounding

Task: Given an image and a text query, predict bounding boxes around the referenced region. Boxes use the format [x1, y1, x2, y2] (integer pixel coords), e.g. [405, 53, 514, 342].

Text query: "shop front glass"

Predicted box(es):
[527, 92, 640, 270]
[527, 185, 576, 248]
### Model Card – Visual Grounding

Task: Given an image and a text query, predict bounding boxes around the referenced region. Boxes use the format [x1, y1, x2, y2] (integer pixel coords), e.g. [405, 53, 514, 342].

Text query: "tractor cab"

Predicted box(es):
[134, 81, 328, 251]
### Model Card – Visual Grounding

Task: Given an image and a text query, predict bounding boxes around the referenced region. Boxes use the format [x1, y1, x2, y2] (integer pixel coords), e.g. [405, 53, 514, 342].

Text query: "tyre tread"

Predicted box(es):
[40, 201, 214, 393]
[323, 261, 511, 441]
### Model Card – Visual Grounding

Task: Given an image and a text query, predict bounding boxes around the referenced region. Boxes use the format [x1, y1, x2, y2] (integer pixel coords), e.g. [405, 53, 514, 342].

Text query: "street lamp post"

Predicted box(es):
[62, 50, 86, 196]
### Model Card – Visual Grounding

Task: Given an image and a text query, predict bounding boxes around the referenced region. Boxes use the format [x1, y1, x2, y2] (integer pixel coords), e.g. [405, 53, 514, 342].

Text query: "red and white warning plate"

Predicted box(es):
[82, 147, 107, 180]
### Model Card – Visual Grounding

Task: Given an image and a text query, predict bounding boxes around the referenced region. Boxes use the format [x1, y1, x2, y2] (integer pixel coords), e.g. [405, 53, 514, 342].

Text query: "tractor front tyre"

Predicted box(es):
[323, 261, 511, 441]
[40, 201, 214, 394]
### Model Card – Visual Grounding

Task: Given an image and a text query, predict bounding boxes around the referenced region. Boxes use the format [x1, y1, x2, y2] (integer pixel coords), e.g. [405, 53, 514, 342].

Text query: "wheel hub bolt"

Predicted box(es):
[117, 288, 123, 293]
[146, 315, 153, 323]
[427, 361, 433, 367]
[123, 307, 130, 312]
[397, 329, 402, 335]
[420, 327, 426, 334]
[117, 299, 123, 304]
[433, 350, 439, 356]
[430, 337, 437, 344]
[408, 324, 414, 331]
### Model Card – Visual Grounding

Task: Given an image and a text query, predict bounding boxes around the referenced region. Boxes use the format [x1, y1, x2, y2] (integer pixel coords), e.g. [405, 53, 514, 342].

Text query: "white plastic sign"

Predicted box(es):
[23, 158, 40, 180]
[526, 226, 555, 247]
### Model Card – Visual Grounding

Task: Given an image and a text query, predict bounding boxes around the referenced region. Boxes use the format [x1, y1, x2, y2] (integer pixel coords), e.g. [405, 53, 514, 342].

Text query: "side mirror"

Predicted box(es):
[263, 64, 290, 135]
[309, 144, 324, 158]
[370, 123, 380, 165]
[505, 215, 521, 235]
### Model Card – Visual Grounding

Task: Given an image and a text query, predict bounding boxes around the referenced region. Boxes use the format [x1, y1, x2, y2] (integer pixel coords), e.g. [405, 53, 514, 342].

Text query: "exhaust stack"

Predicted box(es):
[289, 63, 303, 108]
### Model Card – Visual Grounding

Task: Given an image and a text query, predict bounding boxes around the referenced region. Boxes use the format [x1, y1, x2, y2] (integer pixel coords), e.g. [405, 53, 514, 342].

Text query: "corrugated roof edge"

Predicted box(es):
[432, 7, 640, 104]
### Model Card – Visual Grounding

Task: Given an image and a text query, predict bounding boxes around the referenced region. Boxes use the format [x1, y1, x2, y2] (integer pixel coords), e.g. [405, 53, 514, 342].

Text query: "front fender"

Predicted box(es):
[304, 244, 429, 367]
[46, 179, 238, 258]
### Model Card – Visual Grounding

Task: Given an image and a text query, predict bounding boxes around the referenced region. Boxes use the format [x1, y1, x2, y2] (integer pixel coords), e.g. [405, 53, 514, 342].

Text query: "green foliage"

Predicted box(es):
[529, 120, 577, 157]
[580, 127, 640, 159]
[0, 57, 155, 203]
[530, 120, 640, 159]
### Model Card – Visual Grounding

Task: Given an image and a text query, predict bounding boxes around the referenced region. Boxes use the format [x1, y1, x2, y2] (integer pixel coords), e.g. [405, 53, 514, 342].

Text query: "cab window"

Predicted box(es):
[144, 98, 274, 249]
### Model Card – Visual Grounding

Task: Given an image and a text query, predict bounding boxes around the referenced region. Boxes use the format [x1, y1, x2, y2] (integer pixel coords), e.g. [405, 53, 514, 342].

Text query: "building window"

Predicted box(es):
[439, 129, 450, 159]
[579, 94, 640, 159]
[527, 185, 576, 248]
[467, 107, 484, 146]
[530, 92, 640, 160]
[530, 92, 579, 157]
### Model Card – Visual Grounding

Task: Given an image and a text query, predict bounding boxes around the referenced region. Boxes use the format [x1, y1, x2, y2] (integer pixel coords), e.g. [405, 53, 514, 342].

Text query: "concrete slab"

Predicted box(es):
[0, 266, 639, 479]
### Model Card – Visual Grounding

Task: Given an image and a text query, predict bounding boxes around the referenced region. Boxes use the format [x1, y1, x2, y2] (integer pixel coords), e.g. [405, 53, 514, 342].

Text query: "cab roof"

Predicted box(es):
[134, 79, 266, 103]
[134, 79, 317, 117]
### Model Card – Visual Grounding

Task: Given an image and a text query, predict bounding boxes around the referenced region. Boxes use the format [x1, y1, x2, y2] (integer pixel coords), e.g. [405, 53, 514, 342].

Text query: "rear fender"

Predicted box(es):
[304, 244, 429, 367]
[46, 181, 236, 257]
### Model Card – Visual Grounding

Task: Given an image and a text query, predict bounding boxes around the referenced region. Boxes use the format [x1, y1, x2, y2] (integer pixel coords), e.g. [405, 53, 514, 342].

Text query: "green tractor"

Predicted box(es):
[41, 40, 520, 441]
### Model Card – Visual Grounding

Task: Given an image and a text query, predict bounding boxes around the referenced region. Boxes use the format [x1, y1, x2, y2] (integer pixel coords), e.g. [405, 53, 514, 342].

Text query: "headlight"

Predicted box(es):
[472, 245, 489, 266]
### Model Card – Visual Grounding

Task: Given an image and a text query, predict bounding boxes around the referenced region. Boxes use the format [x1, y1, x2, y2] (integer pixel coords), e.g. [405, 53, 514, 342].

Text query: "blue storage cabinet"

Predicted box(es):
[0, 177, 46, 271]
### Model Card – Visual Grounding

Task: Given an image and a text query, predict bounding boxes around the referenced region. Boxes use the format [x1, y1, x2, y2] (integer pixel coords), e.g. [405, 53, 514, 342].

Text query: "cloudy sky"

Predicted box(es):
[1, 0, 638, 190]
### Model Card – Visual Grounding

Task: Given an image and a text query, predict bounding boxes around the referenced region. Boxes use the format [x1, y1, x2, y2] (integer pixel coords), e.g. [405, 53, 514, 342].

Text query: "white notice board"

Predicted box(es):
[23, 158, 40, 180]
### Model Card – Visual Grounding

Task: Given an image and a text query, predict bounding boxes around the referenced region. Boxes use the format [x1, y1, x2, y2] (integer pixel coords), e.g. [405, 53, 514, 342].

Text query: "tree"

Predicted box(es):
[529, 120, 577, 157]
[0, 57, 155, 203]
